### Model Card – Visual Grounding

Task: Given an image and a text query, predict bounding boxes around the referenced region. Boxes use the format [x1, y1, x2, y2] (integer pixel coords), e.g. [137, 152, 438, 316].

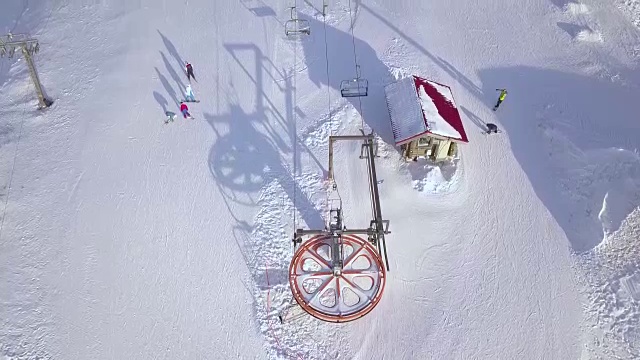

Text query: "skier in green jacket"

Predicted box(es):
[493, 89, 507, 111]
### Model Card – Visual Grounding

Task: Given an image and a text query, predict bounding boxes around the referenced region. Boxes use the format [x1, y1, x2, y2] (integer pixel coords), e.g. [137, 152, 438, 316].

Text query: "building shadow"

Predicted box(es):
[299, 13, 395, 144]
[478, 66, 640, 252]
[298, 11, 483, 146]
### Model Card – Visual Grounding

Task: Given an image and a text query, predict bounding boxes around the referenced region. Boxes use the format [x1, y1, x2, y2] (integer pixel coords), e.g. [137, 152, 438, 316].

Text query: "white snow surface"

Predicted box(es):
[2, 0, 640, 359]
[418, 84, 462, 140]
[384, 77, 424, 144]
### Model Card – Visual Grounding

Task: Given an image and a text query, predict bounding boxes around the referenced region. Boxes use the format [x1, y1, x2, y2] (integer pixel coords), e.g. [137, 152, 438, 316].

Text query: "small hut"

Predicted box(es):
[384, 76, 468, 162]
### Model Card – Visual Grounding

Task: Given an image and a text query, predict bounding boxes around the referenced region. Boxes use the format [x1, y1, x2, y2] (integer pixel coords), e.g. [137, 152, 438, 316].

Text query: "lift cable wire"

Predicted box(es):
[320, 0, 343, 212]
[291, 0, 299, 233]
[346, 0, 366, 131]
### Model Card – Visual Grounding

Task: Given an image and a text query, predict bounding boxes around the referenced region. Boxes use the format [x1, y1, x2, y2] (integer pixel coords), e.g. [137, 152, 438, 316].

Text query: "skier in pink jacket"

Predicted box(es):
[180, 102, 192, 119]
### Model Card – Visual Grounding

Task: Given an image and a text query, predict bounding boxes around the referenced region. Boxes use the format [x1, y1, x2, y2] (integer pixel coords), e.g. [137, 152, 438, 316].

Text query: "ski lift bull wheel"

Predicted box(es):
[288, 234, 386, 323]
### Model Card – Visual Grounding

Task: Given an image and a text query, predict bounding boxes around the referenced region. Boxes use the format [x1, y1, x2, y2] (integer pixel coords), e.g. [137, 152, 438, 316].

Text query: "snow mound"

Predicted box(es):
[617, 0, 640, 29]
[406, 159, 460, 194]
[566, 2, 590, 15]
[578, 208, 640, 359]
[575, 29, 603, 42]
[538, 119, 640, 252]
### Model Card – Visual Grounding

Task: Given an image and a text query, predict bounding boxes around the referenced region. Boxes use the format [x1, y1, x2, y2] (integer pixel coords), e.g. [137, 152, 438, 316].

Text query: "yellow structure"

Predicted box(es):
[399, 135, 458, 162]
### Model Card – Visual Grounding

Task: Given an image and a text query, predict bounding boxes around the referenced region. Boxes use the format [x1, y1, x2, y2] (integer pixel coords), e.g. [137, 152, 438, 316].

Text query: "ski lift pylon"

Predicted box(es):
[340, 65, 368, 97]
[285, 6, 310, 37]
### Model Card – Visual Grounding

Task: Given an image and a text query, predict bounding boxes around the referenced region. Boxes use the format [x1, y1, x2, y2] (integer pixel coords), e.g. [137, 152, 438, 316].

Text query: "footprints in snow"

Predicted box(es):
[555, 2, 603, 43]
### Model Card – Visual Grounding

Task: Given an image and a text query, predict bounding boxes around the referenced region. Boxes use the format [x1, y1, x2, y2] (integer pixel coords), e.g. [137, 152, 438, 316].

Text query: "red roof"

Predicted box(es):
[384, 76, 469, 146]
[413, 76, 469, 143]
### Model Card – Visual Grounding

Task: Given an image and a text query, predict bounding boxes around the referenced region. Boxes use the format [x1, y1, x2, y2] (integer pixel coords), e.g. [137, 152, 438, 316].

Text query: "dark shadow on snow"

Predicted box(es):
[298, 13, 395, 144]
[153, 91, 168, 113]
[479, 66, 640, 252]
[298, 10, 483, 146]
[358, 2, 483, 100]
[157, 30, 185, 71]
[549, 0, 571, 9]
[202, 43, 326, 294]
[459, 106, 489, 132]
[160, 51, 186, 95]
[556, 22, 593, 39]
[155, 32, 190, 115]
[154, 67, 179, 106]
[205, 43, 324, 230]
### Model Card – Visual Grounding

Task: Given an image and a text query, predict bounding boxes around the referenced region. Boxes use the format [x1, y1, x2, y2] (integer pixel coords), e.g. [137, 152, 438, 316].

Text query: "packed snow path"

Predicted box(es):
[2, 0, 640, 359]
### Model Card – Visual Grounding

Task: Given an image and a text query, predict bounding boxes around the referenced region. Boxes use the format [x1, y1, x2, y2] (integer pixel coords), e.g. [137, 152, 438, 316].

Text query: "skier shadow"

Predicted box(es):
[479, 66, 640, 253]
[158, 30, 184, 71]
[160, 51, 186, 96]
[153, 91, 169, 113]
[155, 32, 190, 115]
[154, 67, 180, 109]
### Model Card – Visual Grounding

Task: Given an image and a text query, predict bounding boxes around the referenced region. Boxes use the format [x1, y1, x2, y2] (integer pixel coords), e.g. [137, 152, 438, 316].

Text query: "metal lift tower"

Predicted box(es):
[287, 132, 390, 323]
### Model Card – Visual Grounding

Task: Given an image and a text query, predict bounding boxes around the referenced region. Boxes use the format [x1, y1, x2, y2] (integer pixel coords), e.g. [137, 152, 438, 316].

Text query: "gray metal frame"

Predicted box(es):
[340, 65, 368, 98]
[0, 33, 53, 109]
[285, 7, 310, 36]
[294, 132, 390, 270]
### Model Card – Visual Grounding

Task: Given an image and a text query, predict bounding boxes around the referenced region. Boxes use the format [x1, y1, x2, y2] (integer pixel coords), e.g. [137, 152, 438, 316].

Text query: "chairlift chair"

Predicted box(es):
[340, 64, 368, 97]
[340, 78, 368, 97]
[285, 7, 310, 36]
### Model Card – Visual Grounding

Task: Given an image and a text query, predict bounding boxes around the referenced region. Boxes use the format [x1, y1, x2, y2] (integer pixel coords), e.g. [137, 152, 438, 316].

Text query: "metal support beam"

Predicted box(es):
[0, 33, 53, 109]
[364, 136, 390, 270]
[328, 134, 374, 182]
[295, 228, 380, 238]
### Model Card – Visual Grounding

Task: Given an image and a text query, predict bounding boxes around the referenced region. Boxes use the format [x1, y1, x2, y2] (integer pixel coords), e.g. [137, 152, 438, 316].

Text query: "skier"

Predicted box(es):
[180, 102, 192, 119]
[184, 84, 196, 102]
[485, 123, 499, 134]
[493, 89, 507, 111]
[165, 111, 177, 124]
[185, 61, 196, 82]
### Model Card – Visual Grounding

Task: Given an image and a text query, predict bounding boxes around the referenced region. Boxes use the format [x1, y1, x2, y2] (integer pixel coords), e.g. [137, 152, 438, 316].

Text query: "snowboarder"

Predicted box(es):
[184, 84, 197, 102]
[180, 102, 192, 119]
[184, 85, 200, 102]
[485, 123, 499, 134]
[165, 111, 177, 124]
[493, 89, 507, 111]
[185, 61, 196, 82]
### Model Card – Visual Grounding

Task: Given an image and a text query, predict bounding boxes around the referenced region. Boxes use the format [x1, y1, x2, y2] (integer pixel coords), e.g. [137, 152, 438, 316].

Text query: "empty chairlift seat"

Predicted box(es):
[285, 7, 310, 36]
[340, 78, 368, 97]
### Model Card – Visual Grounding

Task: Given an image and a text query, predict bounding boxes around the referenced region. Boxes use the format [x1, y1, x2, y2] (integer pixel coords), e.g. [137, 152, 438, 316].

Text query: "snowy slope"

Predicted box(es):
[2, 0, 640, 359]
